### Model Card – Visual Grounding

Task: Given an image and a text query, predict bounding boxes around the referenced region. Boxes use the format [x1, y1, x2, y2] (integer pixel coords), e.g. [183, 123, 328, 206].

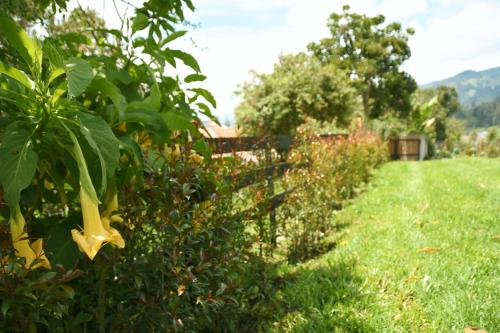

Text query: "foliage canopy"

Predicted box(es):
[236, 53, 355, 135]
[309, 5, 417, 119]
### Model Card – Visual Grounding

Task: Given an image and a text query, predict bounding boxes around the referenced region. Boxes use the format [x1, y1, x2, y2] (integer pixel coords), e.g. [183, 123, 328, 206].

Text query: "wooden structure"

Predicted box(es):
[389, 134, 428, 161]
[206, 134, 347, 247]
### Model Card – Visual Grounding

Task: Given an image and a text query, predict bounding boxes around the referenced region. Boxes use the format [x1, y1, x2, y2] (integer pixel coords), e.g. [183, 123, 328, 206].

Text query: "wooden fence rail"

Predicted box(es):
[207, 133, 425, 249]
[207, 134, 347, 247]
[207, 134, 348, 154]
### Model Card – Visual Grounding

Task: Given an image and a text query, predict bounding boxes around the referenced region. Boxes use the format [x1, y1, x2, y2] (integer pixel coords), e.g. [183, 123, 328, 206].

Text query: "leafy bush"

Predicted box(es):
[448, 127, 500, 158]
[0, 1, 253, 331]
[281, 124, 387, 262]
[63, 150, 255, 332]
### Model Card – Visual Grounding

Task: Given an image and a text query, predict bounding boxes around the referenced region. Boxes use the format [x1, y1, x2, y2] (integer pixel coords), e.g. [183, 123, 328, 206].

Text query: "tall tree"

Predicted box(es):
[309, 5, 417, 119]
[414, 86, 461, 143]
[235, 53, 355, 135]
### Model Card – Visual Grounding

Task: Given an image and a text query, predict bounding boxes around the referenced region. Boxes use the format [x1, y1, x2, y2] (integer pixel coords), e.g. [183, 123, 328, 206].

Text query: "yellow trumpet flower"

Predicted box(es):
[101, 194, 124, 224]
[100, 194, 125, 248]
[67, 127, 125, 260]
[71, 187, 125, 260]
[9, 206, 51, 270]
[164, 144, 181, 163]
[188, 152, 204, 165]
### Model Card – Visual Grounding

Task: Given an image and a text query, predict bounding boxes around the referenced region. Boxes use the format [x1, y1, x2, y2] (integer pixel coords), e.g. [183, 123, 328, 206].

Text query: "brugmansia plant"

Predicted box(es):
[0, 2, 216, 267]
[9, 204, 51, 269]
[0, 10, 124, 264]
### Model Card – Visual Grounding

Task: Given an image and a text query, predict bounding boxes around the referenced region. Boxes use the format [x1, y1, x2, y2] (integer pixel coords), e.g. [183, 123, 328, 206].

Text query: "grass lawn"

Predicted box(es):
[265, 158, 500, 332]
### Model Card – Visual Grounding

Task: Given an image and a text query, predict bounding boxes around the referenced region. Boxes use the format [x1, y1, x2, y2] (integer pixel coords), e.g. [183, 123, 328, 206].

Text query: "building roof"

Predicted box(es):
[202, 120, 239, 138]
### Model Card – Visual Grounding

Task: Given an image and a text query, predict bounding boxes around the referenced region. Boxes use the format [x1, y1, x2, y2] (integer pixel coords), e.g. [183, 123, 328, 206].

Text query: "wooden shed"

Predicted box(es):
[389, 134, 428, 161]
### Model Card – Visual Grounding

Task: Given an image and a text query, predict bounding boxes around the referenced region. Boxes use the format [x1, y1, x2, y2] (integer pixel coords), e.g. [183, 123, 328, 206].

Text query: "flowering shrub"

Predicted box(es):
[0, 1, 255, 331]
[62, 148, 255, 332]
[281, 124, 387, 262]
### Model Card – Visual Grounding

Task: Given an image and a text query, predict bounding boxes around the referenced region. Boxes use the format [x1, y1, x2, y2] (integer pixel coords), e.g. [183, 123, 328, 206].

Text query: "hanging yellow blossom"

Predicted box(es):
[188, 152, 203, 165]
[9, 205, 51, 270]
[71, 187, 125, 260]
[101, 193, 124, 224]
[164, 144, 181, 163]
[100, 193, 125, 248]
[69, 131, 125, 260]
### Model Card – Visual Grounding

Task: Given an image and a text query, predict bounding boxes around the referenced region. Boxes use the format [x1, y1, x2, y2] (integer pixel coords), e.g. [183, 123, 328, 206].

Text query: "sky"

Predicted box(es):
[69, 0, 500, 121]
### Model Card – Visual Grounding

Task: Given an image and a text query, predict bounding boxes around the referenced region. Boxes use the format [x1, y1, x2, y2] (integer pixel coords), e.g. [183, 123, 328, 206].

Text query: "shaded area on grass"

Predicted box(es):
[267, 259, 376, 333]
[255, 158, 500, 333]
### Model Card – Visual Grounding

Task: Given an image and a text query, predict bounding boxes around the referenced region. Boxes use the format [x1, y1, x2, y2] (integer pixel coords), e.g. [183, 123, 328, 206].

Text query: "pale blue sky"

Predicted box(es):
[74, 0, 500, 120]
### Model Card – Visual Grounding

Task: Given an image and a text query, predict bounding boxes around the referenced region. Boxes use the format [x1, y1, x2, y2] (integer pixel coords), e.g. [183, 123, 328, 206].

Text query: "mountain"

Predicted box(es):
[423, 66, 500, 106]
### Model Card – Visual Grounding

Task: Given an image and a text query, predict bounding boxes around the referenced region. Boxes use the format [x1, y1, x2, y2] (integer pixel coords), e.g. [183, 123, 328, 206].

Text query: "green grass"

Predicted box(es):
[265, 158, 500, 332]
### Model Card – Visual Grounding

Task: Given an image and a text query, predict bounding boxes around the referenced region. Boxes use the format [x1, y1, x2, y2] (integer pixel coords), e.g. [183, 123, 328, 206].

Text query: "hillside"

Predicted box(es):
[424, 66, 500, 106]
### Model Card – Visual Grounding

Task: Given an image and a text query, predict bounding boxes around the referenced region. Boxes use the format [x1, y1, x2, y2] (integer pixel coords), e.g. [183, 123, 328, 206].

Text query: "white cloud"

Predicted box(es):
[405, 1, 500, 84]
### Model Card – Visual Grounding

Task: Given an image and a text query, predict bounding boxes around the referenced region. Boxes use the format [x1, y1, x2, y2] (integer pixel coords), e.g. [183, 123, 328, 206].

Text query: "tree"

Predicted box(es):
[49, 6, 105, 32]
[457, 98, 500, 128]
[416, 86, 460, 142]
[309, 5, 417, 119]
[235, 53, 355, 135]
[47, 7, 108, 54]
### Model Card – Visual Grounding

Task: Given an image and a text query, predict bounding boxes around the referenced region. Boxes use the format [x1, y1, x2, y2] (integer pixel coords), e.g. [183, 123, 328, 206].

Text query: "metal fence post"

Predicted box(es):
[265, 141, 277, 248]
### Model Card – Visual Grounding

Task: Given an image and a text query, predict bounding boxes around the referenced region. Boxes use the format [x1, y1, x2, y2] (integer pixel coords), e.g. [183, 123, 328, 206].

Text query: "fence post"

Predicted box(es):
[417, 138, 421, 161]
[395, 139, 400, 160]
[265, 141, 277, 248]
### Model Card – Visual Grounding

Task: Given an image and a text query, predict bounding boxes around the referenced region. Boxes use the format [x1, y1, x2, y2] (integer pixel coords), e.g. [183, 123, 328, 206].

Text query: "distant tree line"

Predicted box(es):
[456, 98, 500, 128]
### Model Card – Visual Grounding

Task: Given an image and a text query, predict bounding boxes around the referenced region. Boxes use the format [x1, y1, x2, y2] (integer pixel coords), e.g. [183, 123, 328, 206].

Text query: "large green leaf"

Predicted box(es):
[30, 214, 82, 268]
[144, 83, 161, 111]
[160, 30, 187, 48]
[169, 49, 201, 73]
[189, 88, 217, 108]
[132, 12, 149, 34]
[0, 10, 42, 74]
[64, 57, 95, 98]
[0, 88, 35, 111]
[45, 216, 82, 268]
[185, 74, 207, 83]
[123, 101, 166, 130]
[76, 112, 120, 194]
[163, 111, 195, 131]
[43, 41, 65, 69]
[0, 124, 38, 207]
[0, 61, 34, 89]
[90, 76, 127, 115]
[43, 41, 66, 84]
[193, 139, 211, 159]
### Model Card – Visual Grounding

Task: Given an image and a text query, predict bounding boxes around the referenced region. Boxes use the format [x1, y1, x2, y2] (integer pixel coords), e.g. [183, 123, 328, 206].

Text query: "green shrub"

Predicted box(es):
[281, 124, 387, 262]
